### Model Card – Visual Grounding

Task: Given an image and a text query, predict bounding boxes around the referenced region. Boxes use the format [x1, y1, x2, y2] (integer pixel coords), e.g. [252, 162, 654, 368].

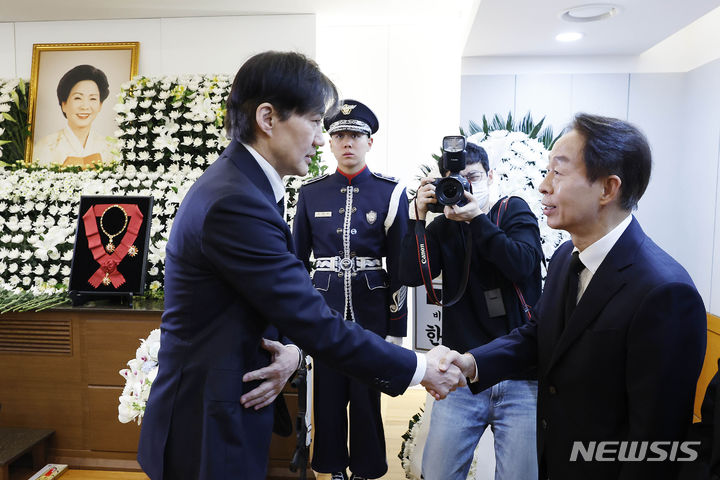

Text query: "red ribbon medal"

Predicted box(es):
[82, 203, 144, 289]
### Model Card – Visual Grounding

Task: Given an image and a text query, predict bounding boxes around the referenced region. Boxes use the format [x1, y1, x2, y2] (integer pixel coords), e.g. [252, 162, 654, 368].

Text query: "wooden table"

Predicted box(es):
[0, 299, 310, 477]
[0, 427, 54, 480]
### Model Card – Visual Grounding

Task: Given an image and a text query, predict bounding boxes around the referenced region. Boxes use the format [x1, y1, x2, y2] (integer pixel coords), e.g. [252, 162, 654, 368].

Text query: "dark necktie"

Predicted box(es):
[276, 198, 284, 218]
[563, 251, 585, 325]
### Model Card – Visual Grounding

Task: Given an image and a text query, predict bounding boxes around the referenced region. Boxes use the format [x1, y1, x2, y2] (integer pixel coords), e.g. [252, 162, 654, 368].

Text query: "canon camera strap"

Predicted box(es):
[413, 201, 472, 307]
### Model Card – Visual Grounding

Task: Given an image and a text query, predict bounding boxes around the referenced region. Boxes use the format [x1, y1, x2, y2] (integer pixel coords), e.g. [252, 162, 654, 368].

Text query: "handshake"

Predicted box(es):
[420, 345, 477, 400]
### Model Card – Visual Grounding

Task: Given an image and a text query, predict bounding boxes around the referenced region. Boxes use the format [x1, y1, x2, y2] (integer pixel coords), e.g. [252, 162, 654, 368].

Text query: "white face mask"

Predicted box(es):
[471, 180, 490, 211]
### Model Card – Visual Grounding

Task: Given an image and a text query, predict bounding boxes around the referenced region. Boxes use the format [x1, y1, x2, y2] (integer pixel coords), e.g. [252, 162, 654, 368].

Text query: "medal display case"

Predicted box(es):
[69, 195, 153, 306]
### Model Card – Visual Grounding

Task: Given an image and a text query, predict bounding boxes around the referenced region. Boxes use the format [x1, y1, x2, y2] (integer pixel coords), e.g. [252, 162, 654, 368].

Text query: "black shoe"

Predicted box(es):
[331, 472, 348, 480]
[349, 475, 367, 480]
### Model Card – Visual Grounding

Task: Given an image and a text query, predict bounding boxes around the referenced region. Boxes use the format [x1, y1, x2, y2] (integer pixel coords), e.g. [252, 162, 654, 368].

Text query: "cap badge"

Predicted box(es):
[340, 104, 357, 115]
[366, 211, 377, 224]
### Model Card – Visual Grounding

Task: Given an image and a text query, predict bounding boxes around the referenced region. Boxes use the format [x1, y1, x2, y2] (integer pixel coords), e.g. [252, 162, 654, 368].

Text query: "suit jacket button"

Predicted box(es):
[541, 419, 548, 430]
[339, 208, 345, 214]
[548, 386, 557, 395]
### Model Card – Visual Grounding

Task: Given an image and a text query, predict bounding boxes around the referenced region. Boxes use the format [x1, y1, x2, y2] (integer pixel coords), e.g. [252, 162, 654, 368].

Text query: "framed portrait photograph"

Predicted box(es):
[69, 195, 154, 300]
[26, 42, 139, 168]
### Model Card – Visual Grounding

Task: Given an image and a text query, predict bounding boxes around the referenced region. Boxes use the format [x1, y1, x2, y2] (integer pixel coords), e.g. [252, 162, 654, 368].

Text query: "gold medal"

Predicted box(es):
[127, 245, 138, 257]
[100, 205, 128, 255]
[102, 273, 111, 286]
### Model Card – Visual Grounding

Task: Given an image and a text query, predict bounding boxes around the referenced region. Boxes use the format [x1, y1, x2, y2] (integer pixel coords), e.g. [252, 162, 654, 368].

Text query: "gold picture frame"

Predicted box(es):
[25, 42, 139, 167]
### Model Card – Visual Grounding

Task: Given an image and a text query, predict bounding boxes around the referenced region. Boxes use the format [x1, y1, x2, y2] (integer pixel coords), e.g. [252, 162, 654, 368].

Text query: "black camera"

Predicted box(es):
[428, 135, 471, 213]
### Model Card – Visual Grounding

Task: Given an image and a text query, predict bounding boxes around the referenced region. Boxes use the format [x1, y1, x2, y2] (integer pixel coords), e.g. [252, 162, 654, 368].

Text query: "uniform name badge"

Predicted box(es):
[366, 211, 377, 224]
[315, 211, 332, 218]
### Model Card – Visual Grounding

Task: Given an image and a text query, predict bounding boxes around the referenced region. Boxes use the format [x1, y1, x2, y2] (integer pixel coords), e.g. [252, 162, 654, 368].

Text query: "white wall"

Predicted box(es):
[682, 60, 720, 316]
[460, 62, 720, 314]
[1, 15, 316, 79]
[315, 14, 468, 184]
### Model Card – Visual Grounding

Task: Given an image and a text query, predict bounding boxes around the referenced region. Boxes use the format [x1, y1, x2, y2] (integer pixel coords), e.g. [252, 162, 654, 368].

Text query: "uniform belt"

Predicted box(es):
[315, 256, 382, 272]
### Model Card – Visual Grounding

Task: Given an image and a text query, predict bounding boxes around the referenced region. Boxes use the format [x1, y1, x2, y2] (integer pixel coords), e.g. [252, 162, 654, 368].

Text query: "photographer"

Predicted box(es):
[399, 142, 543, 479]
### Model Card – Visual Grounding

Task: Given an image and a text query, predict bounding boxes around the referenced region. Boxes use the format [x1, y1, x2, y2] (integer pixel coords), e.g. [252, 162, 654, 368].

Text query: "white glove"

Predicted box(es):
[385, 335, 404, 346]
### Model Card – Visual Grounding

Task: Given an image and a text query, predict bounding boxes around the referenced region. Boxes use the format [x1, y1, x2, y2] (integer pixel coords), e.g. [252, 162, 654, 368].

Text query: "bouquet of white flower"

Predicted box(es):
[118, 328, 161, 424]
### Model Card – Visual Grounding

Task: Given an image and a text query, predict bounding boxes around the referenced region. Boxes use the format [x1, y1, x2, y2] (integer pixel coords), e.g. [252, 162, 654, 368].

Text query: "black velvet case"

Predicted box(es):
[69, 195, 154, 299]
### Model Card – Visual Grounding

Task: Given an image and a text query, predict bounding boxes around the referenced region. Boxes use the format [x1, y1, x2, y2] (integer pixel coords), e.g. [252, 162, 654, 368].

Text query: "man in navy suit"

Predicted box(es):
[136, 51, 464, 480]
[441, 113, 707, 479]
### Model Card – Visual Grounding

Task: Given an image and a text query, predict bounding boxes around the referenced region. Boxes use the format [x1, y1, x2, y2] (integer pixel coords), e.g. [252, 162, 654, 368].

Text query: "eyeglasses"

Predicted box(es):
[461, 170, 487, 183]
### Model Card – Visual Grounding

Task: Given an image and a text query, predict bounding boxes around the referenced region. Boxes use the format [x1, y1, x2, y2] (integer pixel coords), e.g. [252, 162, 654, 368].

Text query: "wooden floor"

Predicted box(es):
[10, 388, 427, 480]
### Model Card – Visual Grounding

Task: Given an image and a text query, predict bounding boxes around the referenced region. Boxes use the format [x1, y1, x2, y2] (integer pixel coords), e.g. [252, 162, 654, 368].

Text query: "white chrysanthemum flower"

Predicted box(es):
[153, 132, 179, 153]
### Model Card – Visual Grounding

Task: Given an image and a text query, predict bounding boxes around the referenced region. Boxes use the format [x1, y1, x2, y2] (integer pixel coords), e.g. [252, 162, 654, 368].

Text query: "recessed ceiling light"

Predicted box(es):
[560, 4, 620, 23]
[556, 32, 584, 42]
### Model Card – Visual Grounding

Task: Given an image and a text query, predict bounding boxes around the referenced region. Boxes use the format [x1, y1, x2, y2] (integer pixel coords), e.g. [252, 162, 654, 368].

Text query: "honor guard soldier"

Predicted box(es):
[293, 99, 409, 480]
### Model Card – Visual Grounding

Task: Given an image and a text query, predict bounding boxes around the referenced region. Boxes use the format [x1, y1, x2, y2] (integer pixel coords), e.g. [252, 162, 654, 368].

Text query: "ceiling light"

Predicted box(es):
[556, 32, 584, 42]
[560, 4, 620, 23]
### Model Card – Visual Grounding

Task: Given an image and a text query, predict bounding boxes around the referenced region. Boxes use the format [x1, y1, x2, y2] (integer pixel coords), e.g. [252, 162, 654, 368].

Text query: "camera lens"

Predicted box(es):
[436, 177, 464, 206]
[444, 184, 459, 197]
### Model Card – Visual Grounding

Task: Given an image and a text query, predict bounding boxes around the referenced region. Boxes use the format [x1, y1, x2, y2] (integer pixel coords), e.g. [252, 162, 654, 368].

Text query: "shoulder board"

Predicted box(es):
[302, 173, 329, 185]
[371, 171, 399, 183]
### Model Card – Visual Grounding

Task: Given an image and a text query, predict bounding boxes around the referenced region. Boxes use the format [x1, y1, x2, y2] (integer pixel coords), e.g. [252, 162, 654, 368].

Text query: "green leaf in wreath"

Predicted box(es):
[2, 112, 18, 123]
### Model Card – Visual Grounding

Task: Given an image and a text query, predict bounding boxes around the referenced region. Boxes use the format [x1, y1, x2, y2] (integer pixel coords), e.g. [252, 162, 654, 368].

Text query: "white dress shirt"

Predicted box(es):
[573, 214, 633, 303]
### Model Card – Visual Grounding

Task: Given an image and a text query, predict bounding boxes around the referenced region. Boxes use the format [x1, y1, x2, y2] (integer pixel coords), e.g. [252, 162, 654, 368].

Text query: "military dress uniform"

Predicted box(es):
[292, 101, 409, 479]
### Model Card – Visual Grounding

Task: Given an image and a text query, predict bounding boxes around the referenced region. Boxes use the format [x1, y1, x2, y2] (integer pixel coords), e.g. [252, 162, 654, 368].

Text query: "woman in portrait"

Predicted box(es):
[33, 64, 115, 167]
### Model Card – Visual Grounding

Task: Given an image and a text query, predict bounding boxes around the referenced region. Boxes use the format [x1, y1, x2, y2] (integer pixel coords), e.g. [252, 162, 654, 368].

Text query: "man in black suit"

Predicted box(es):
[136, 51, 464, 480]
[441, 113, 707, 479]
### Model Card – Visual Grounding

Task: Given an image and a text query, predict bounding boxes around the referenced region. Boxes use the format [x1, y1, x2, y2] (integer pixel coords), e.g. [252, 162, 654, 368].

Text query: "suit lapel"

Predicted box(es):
[545, 218, 646, 373]
[224, 140, 294, 251]
[226, 141, 278, 209]
[540, 244, 572, 350]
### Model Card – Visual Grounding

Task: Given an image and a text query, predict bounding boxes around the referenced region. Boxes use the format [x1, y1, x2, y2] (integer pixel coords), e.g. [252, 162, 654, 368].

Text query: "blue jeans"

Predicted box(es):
[422, 380, 538, 480]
